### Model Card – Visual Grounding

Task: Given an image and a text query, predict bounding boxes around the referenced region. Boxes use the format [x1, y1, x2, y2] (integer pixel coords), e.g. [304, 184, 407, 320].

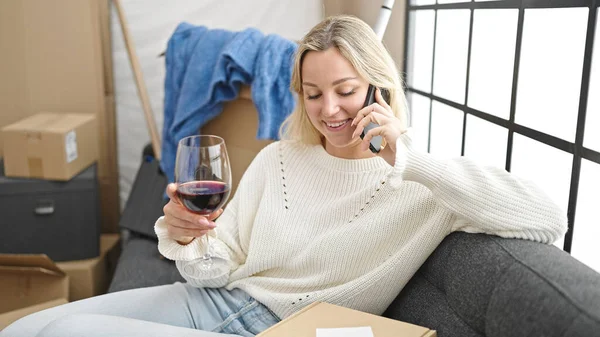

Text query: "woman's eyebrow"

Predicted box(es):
[302, 77, 358, 87]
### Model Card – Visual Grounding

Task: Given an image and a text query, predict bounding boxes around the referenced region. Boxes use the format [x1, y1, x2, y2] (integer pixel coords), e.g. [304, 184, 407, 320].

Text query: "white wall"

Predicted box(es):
[324, 0, 407, 73]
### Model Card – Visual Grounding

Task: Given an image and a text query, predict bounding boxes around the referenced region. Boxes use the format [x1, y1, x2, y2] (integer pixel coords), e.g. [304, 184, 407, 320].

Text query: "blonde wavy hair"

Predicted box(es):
[279, 14, 408, 145]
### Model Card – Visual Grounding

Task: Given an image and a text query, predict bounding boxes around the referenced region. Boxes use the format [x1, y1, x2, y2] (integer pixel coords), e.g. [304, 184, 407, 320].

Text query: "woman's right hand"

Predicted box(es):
[163, 183, 223, 245]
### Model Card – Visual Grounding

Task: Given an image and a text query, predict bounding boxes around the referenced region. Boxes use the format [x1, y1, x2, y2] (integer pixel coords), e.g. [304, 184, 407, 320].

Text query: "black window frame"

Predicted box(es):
[403, 0, 600, 253]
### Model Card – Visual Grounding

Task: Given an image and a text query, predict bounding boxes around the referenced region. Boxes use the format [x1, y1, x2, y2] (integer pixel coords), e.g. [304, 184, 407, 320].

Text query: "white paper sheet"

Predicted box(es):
[316, 327, 374, 337]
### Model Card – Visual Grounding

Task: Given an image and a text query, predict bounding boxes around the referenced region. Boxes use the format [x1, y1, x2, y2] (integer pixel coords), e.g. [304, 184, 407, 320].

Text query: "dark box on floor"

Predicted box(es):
[0, 160, 100, 261]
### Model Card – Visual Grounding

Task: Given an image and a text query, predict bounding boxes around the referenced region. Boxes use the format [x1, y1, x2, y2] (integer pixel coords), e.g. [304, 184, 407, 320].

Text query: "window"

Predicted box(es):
[516, 8, 588, 142]
[585, 15, 600, 152]
[432, 9, 470, 103]
[468, 9, 518, 119]
[430, 102, 463, 158]
[405, 0, 600, 271]
[407, 10, 435, 93]
[464, 114, 508, 169]
[572, 159, 600, 271]
[407, 93, 432, 153]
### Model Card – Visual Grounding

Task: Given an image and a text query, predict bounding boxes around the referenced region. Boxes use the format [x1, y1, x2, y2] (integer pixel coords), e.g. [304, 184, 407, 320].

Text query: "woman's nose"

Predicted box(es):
[322, 95, 340, 117]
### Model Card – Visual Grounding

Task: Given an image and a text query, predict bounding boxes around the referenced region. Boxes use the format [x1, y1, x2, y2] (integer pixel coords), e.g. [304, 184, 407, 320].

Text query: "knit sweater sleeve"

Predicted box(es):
[389, 131, 568, 244]
[154, 144, 270, 287]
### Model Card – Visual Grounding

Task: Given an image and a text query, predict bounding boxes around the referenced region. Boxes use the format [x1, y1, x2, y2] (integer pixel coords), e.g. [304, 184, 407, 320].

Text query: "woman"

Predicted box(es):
[2, 15, 566, 337]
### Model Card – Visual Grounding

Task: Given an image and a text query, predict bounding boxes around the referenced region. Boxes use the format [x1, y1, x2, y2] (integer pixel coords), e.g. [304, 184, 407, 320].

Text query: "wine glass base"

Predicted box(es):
[183, 257, 229, 281]
[194, 256, 229, 273]
[199, 256, 213, 271]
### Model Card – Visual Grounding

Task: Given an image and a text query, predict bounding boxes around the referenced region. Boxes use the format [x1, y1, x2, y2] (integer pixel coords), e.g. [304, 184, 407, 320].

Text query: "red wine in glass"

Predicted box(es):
[175, 135, 231, 271]
[176, 181, 231, 215]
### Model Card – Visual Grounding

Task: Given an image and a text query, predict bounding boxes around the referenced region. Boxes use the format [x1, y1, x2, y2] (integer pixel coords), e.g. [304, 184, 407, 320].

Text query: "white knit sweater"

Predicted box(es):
[155, 133, 567, 319]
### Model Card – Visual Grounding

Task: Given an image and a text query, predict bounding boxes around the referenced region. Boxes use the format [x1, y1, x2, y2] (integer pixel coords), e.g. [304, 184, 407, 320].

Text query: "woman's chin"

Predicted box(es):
[324, 136, 365, 152]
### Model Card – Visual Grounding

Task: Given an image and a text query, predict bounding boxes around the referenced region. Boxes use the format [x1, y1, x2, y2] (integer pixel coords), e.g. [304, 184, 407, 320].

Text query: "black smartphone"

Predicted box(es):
[360, 85, 391, 153]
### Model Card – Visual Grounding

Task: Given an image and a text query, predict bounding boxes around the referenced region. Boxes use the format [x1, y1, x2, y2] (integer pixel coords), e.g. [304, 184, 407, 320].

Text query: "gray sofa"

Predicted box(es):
[109, 152, 600, 337]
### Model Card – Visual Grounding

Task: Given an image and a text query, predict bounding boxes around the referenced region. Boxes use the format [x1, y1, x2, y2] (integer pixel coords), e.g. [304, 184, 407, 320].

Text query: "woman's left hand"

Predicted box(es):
[351, 88, 406, 166]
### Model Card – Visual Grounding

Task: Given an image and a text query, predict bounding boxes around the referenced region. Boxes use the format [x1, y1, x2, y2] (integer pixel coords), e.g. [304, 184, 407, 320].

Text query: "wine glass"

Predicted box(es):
[175, 135, 231, 270]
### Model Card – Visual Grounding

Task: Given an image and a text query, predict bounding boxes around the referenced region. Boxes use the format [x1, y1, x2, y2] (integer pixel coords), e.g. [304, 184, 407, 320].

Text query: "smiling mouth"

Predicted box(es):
[325, 119, 350, 128]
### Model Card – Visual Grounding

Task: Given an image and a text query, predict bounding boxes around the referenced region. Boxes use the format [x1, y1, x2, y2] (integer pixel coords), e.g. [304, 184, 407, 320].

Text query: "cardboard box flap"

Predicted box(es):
[44, 113, 96, 133]
[1, 113, 61, 133]
[0, 265, 64, 277]
[0, 261, 69, 315]
[0, 113, 95, 134]
[0, 254, 65, 276]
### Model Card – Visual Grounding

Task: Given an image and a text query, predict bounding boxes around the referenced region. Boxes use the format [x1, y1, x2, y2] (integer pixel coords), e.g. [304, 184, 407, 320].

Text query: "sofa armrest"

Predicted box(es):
[384, 232, 600, 337]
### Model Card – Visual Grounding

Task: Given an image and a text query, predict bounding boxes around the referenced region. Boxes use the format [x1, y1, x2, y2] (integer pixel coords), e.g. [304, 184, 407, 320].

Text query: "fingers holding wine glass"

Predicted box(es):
[164, 183, 219, 244]
[163, 207, 214, 244]
[207, 208, 224, 221]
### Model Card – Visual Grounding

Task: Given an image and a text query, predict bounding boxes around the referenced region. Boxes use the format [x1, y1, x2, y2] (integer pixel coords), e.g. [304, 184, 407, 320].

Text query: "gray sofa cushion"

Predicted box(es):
[383, 232, 600, 337]
[109, 235, 183, 293]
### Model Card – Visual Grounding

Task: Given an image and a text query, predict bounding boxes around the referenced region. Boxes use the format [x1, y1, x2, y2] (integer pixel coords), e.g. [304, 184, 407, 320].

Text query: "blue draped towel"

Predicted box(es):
[160, 22, 297, 185]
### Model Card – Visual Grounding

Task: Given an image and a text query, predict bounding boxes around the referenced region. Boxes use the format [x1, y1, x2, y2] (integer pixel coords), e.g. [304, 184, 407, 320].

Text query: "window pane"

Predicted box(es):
[408, 93, 431, 153]
[437, 0, 469, 3]
[572, 159, 600, 273]
[511, 134, 572, 248]
[411, 0, 435, 5]
[584, 16, 600, 152]
[516, 8, 588, 142]
[407, 10, 435, 93]
[464, 115, 508, 169]
[468, 9, 518, 120]
[430, 101, 463, 158]
[433, 9, 471, 104]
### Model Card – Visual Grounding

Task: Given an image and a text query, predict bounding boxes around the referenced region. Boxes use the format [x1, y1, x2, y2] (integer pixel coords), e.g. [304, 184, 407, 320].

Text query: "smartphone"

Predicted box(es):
[360, 85, 391, 153]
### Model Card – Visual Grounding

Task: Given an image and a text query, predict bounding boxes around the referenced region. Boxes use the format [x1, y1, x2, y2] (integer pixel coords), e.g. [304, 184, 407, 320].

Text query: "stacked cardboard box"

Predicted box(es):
[0, 1, 122, 331]
[0, 113, 102, 263]
[2, 113, 98, 181]
[0, 0, 119, 233]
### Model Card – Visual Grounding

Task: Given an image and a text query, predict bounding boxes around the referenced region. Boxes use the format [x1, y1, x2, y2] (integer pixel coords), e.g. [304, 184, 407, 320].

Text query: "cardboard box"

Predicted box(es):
[0, 0, 120, 233]
[56, 234, 121, 301]
[0, 298, 68, 330]
[0, 0, 107, 158]
[258, 302, 436, 337]
[201, 88, 273, 199]
[2, 113, 98, 181]
[0, 254, 69, 316]
[97, 94, 121, 233]
[0, 234, 120, 329]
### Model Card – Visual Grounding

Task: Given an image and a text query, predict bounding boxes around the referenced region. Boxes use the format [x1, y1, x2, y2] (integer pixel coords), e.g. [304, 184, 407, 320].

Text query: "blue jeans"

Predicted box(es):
[1, 283, 280, 337]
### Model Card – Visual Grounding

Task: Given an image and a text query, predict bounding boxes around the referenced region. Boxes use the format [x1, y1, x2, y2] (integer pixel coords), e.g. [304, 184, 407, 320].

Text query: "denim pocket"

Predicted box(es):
[216, 300, 279, 336]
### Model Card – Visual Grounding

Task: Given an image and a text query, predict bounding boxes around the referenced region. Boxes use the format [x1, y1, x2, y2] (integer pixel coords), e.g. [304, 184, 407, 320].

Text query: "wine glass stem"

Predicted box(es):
[204, 233, 211, 258]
